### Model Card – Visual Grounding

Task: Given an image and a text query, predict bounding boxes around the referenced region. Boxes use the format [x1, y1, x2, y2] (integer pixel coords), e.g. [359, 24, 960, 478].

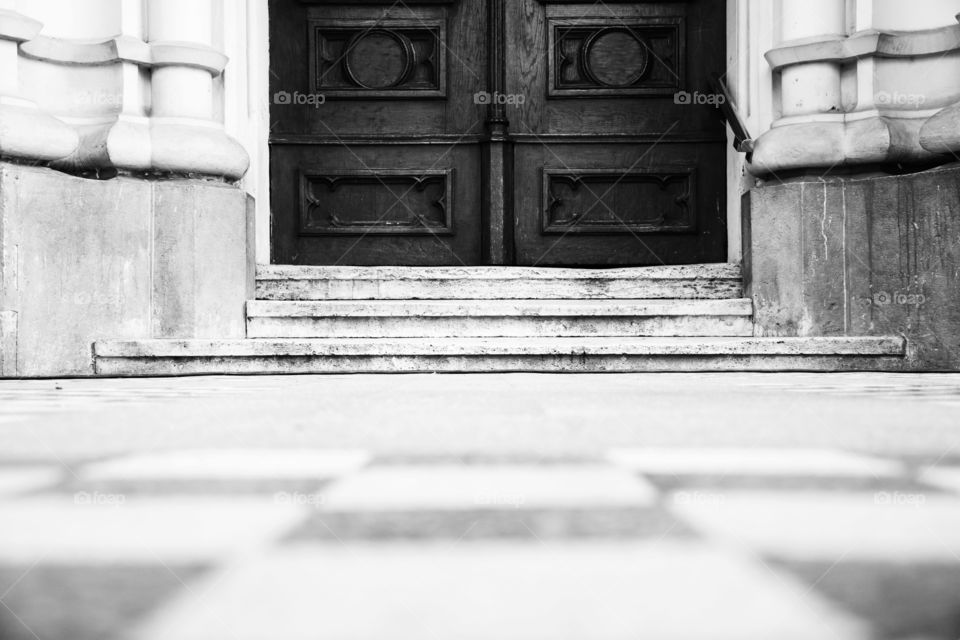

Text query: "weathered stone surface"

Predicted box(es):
[93, 337, 907, 358]
[257, 264, 744, 301]
[247, 299, 755, 318]
[748, 117, 934, 177]
[152, 182, 251, 340]
[248, 317, 756, 340]
[93, 337, 906, 375]
[246, 299, 755, 339]
[920, 102, 960, 154]
[0, 162, 253, 377]
[1, 163, 153, 377]
[744, 165, 960, 370]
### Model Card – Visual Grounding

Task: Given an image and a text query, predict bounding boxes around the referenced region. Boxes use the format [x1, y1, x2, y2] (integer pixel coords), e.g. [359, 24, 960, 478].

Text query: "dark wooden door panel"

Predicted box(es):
[508, 0, 727, 266]
[513, 142, 726, 266]
[269, 0, 727, 267]
[270, 0, 486, 265]
[272, 144, 482, 266]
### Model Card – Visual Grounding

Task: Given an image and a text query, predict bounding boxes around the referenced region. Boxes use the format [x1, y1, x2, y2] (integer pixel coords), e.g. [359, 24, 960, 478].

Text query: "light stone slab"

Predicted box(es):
[919, 467, 960, 496]
[81, 449, 371, 482]
[95, 355, 910, 376]
[258, 264, 744, 280]
[247, 316, 755, 339]
[256, 264, 744, 301]
[131, 542, 871, 640]
[92, 336, 908, 376]
[0, 497, 304, 562]
[672, 491, 960, 561]
[0, 467, 62, 497]
[319, 465, 658, 511]
[607, 448, 904, 477]
[247, 299, 755, 317]
[95, 336, 906, 358]
[246, 299, 755, 339]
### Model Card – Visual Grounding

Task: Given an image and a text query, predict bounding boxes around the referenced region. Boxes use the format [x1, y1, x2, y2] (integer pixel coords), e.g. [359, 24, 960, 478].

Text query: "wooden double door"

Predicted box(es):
[270, 0, 727, 267]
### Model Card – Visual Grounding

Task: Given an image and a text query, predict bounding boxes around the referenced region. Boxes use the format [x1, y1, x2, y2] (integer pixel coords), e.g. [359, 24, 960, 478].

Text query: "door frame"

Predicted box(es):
[222, 0, 776, 267]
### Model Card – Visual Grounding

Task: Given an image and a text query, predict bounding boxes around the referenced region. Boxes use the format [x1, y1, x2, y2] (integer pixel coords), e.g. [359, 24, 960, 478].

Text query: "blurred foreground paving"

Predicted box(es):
[0, 373, 959, 640]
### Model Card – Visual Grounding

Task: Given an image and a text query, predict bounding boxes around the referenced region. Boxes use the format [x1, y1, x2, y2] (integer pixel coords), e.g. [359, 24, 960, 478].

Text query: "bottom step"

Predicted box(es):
[94, 337, 908, 375]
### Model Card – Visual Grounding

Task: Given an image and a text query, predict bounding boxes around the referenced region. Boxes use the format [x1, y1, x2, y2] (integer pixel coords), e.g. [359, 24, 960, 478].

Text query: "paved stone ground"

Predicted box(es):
[1, 373, 960, 640]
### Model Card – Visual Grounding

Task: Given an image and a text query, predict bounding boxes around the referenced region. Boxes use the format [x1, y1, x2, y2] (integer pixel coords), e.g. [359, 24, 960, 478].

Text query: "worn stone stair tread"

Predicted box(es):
[95, 337, 906, 358]
[257, 264, 741, 281]
[246, 299, 755, 318]
[256, 264, 745, 301]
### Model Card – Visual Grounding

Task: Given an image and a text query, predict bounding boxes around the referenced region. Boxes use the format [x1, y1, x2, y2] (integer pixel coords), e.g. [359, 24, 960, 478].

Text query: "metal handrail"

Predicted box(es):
[710, 73, 755, 155]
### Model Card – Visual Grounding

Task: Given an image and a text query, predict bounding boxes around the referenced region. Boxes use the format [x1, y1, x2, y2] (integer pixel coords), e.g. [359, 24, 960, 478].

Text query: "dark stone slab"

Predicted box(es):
[771, 558, 960, 640]
[0, 563, 208, 640]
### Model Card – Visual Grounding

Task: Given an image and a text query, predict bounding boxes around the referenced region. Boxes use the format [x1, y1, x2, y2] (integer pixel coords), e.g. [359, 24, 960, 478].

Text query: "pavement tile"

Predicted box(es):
[371, 453, 605, 466]
[286, 506, 695, 542]
[80, 449, 372, 481]
[0, 497, 305, 563]
[672, 491, 960, 562]
[318, 465, 659, 511]
[59, 477, 334, 497]
[0, 467, 62, 497]
[607, 448, 904, 478]
[0, 563, 208, 640]
[771, 558, 960, 640]
[130, 542, 871, 640]
[919, 467, 960, 496]
[647, 473, 940, 494]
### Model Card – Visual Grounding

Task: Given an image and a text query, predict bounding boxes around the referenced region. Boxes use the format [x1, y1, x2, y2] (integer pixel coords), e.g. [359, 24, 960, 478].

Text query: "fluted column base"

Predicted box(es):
[920, 102, 960, 155]
[51, 117, 249, 180]
[0, 100, 79, 163]
[750, 116, 937, 175]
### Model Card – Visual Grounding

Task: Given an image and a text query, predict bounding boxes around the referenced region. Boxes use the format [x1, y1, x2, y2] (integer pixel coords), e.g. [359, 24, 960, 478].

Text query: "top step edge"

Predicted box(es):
[257, 264, 743, 281]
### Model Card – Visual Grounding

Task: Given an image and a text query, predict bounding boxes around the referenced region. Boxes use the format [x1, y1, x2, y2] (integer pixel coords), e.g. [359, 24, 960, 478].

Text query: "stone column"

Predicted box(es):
[18, 0, 142, 173]
[146, 0, 249, 179]
[920, 10, 960, 155]
[779, 0, 845, 118]
[751, 0, 960, 175]
[0, 1, 78, 162]
[103, 0, 153, 172]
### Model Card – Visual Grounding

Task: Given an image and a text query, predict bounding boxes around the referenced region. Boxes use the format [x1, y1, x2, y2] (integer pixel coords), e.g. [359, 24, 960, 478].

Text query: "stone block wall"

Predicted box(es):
[0, 162, 253, 377]
[744, 165, 960, 370]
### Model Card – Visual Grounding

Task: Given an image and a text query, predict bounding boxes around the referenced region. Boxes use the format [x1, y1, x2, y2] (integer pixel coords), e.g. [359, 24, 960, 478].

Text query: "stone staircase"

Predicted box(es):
[94, 264, 907, 375]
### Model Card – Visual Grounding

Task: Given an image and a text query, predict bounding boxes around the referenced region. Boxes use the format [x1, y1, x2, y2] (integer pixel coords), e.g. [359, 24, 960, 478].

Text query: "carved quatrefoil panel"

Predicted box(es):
[310, 20, 446, 98]
[549, 18, 684, 97]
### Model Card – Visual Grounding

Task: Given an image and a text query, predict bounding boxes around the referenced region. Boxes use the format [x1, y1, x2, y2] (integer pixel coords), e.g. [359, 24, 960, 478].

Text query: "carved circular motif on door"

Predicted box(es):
[582, 28, 650, 88]
[344, 29, 416, 90]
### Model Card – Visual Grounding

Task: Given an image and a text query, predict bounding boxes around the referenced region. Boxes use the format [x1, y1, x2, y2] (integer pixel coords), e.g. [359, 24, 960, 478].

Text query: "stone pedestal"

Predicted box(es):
[0, 163, 254, 377]
[744, 165, 960, 370]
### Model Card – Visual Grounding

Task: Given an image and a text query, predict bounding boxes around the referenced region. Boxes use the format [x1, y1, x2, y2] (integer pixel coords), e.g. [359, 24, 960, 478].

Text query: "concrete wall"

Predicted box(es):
[744, 165, 960, 370]
[0, 162, 254, 377]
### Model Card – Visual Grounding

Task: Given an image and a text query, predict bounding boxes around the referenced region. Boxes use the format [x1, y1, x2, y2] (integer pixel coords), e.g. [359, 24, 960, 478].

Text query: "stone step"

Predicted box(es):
[256, 264, 743, 301]
[94, 337, 907, 376]
[246, 299, 755, 338]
